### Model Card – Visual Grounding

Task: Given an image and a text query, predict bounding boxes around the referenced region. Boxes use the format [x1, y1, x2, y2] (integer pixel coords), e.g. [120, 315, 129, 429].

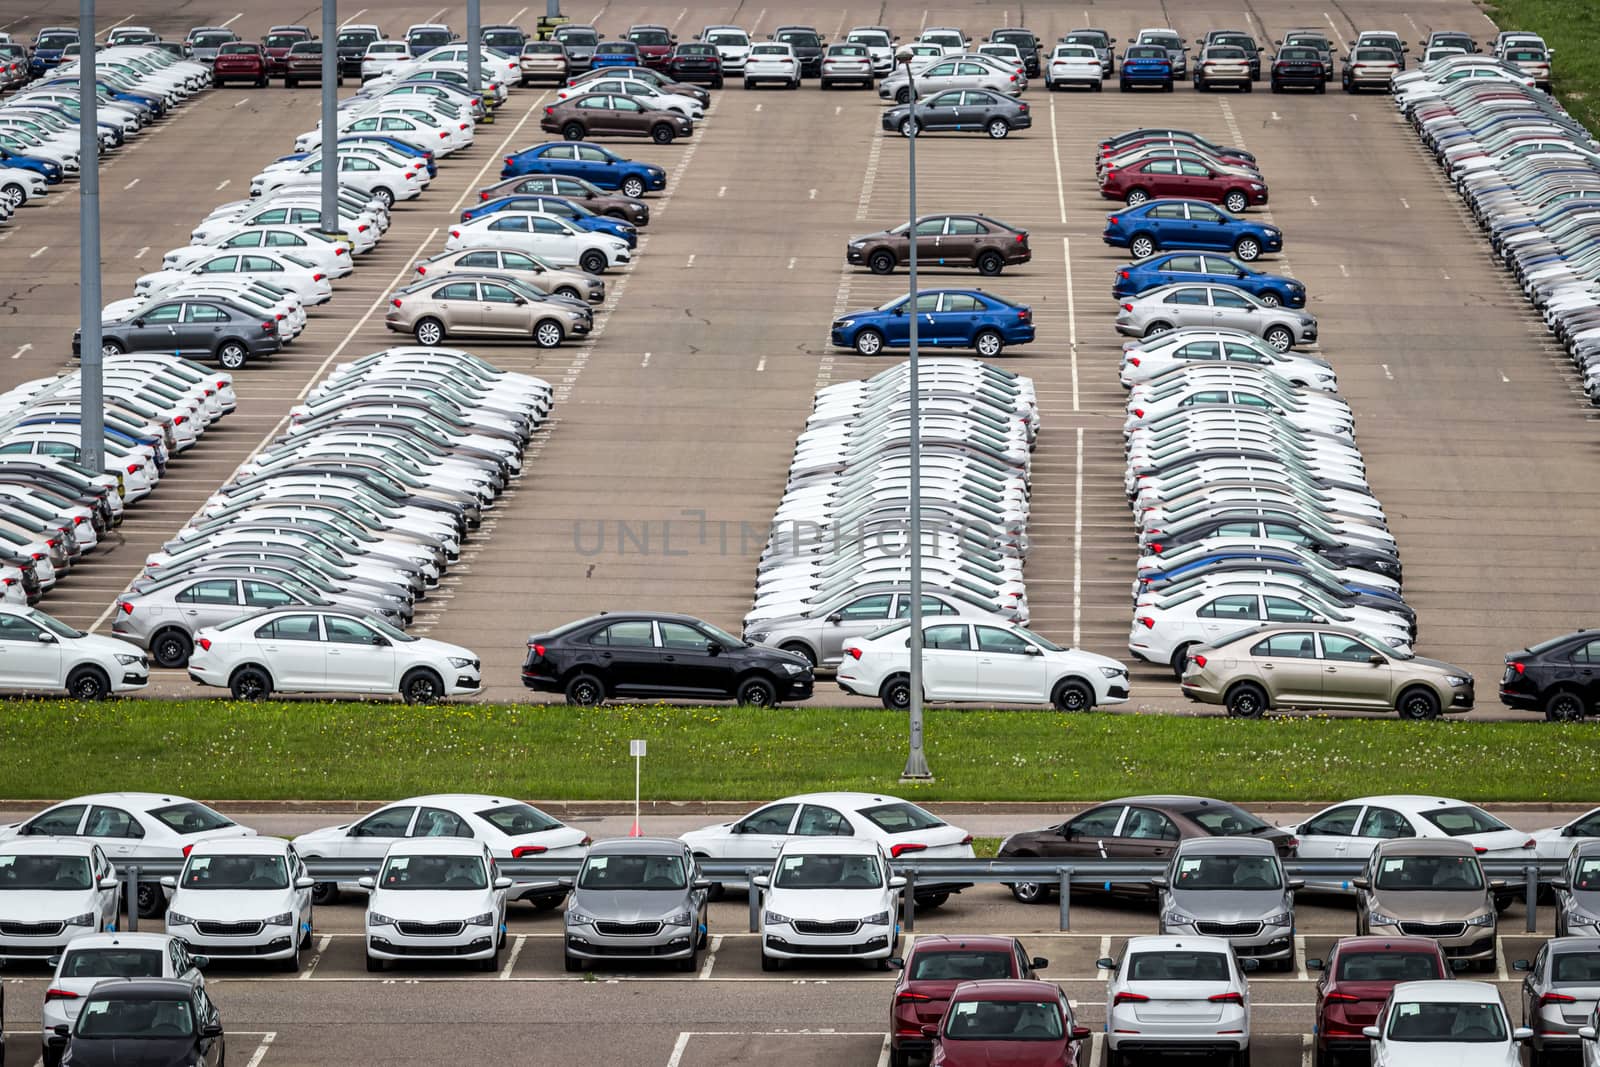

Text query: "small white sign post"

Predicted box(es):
[629, 739, 647, 836]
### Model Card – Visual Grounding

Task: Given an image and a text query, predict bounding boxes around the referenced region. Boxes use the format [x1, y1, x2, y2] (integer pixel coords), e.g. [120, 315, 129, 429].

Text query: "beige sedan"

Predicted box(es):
[385, 277, 591, 348]
[412, 247, 605, 304]
[1354, 839, 1499, 970]
[1178, 623, 1474, 718]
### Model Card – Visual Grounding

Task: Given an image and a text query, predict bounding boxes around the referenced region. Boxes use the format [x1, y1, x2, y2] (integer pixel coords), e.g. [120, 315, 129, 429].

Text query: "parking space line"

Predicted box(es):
[1301, 1033, 1313, 1066]
[447, 93, 551, 215]
[95, 14, 134, 37]
[1063, 237, 1078, 405]
[1074, 427, 1084, 648]
[1048, 98, 1067, 225]
[1096, 935, 1110, 980]
[243, 1032, 276, 1067]
[874, 1034, 891, 1067]
[1496, 940, 1510, 981]
[698, 934, 722, 979]
[219, 13, 243, 28]
[666, 1032, 692, 1067]
[298, 934, 332, 980]
[1295, 935, 1308, 981]
[1090, 1032, 1103, 1064]
[499, 934, 526, 979]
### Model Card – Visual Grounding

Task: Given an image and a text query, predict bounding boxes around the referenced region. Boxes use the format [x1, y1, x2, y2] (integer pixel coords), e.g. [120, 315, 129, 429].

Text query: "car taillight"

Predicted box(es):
[72, 516, 83, 526]
[1114, 993, 1149, 1005]
[1510, 661, 1525, 674]
[1121, 303, 1134, 311]
[45, 988, 79, 1001]
[312, 273, 324, 281]
[1018, 102, 1027, 112]
[182, 844, 195, 857]
[890, 843, 927, 858]
[461, 211, 472, 221]
[1541, 993, 1578, 1006]
[897, 991, 933, 1005]
[441, 130, 450, 138]
[276, 313, 286, 320]
[1133, 408, 1144, 418]
[528, 642, 546, 656]
[1109, 216, 1119, 225]
[1209, 993, 1244, 1005]
[126, 464, 140, 474]
[1521, 838, 1536, 849]
[1473, 845, 1488, 854]
[1119, 270, 1130, 279]
[262, 321, 275, 333]
[450, 229, 460, 238]
[119, 600, 133, 613]
[336, 247, 347, 255]
[197, 637, 211, 651]
[505, 156, 515, 166]
[1128, 356, 1140, 366]
[391, 299, 402, 308]
[1010, 73, 1017, 81]
[1138, 617, 1154, 629]
[1193, 654, 1207, 668]
[358, 224, 369, 232]
[174, 415, 187, 425]
[511, 845, 547, 858]
[959, 834, 973, 846]
[30, 552, 42, 561]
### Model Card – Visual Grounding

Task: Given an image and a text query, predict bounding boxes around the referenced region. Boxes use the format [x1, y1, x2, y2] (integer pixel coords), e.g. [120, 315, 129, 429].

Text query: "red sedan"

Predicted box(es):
[1310, 936, 1454, 1065]
[1100, 157, 1269, 214]
[889, 936, 1049, 1067]
[928, 980, 1090, 1067]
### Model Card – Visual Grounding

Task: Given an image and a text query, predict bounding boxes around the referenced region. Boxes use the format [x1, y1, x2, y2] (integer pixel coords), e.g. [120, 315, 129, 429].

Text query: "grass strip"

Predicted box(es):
[1484, 0, 1600, 134]
[2, 700, 1593, 802]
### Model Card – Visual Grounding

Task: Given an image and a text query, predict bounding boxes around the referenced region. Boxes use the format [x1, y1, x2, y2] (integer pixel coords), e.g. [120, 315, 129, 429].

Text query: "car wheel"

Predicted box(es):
[1315, 80, 1326, 94]
[678, 945, 699, 972]
[1125, 187, 1150, 207]
[217, 341, 249, 370]
[976, 250, 1004, 276]
[310, 881, 339, 906]
[479, 944, 500, 972]
[66, 665, 111, 701]
[1163, 79, 1174, 92]
[400, 668, 444, 705]
[564, 952, 584, 973]
[151, 628, 193, 669]
[229, 665, 273, 700]
[371, 186, 394, 209]
[1119, 80, 1130, 92]
[899, 117, 918, 137]
[0, 183, 23, 208]
[890, 1049, 912, 1067]
[554, 286, 583, 300]
[868, 250, 896, 275]
[1545, 689, 1587, 721]
[880, 674, 912, 710]
[1170, 644, 1195, 679]
[1271, 80, 1282, 93]
[896, 86, 911, 104]
[1129, 235, 1157, 259]
[853, 327, 885, 356]
[1258, 291, 1282, 307]
[986, 118, 1010, 139]
[279, 937, 301, 973]
[760, 952, 783, 972]
[735, 676, 777, 707]
[778, 642, 816, 667]
[533, 320, 565, 348]
[713, 77, 723, 89]
[650, 123, 676, 144]
[285, 76, 297, 88]
[101, 339, 125, 356]
[413, 317, 445, 346]
[564, 673, 605, 706]
[1009, 877, 1049, 905]
[1143, 322, 1173, 338]
[136, 881, 166, 918]
[1052, 679, 1093, 712]
[365, 953, 385, 973]
[1225, 681, 1268, 718]
[580, 249, 608, 274]
[621, 177, 646, 199]
[1263, 325, 1294, 351]
[744, 77, 754, 89]
[255, 76, 268, 88]
[973, 328, 1004, 358]
[1242, 80, 1252, 93]
[1396, 686, 1442, 720]
[1234, 237, 1262, 261]
[561, 121, 585, 141]
[1224, 190, 1249, 213]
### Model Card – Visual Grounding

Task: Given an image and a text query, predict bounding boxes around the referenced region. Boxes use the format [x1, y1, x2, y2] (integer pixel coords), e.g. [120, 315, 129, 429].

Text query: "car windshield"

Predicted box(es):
[559, 30, 598, 46]
[364, 613, 418, 643]
[776, 852, 882, 889]
[181, 854, 288, 890]
[1356, 49, 1397, 61]
[378, 854, 487, 889]
[1173, 854, 1282, 889]
[38, 33, 76, 48]
[1183, 802, 1273, 836]
[409, 31, 451, 47]
[1281, 48, 1318, 60]
[1387, 1001, 1507, 1043]
[1374, 854, 1484, 890]
[1335, 951, 1442, 982]
[29, 609, 83, 639]
[1210, 47, 1247, 59]
[76, 997, 193, 1039]
[699, 620, 748, 648]
[831, 45, 868, 56]
[485, 32, 523, 46]
[476, 802, 561, 835]
[339, 32, 376, 46]
[0, 853, 92, 890]
[149, 801, 235, 835]
[858, 802, 944, 834]
[848, 32, 888, 46]
[264, 35, 301, 48]
[62, 948, 165, 979]
[219, 43, 256, 54]
[1127, 46, 1166, 59]
[577, 853, 687, 890]
[1419, 806, 1509, 836]
[1128, 951, 1230, 981]
[910, 949, 1014, 981]
[524, 43, 563, 54]
[779, 31, 820, 47]
[1507, 49, 1546, 61]
[630, 31, 670, 45]
[1553, 952, 1600, 982]
[194, 33, 232, 47]
[945, 999, 1062, 1041]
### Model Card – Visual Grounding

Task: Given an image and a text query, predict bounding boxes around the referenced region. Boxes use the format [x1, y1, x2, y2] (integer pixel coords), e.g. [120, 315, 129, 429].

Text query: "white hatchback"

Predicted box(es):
[757, 838, 903, 970]
[43, 932, 207, 1038]
[163, 837, 314, 972]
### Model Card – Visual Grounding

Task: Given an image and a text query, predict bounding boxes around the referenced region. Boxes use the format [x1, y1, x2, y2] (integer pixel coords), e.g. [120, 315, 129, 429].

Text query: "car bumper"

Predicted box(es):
[1164, 922, 1293, 958]
[565, 925, 697, 961]
[368, 931, 497, 960]
[1272, 73, 1323, 86]
[0, 926, 96, 959]
[762, 924, 895, 960]
[176, 929, 298, 959]
[1110, 1038, 1248, 1055]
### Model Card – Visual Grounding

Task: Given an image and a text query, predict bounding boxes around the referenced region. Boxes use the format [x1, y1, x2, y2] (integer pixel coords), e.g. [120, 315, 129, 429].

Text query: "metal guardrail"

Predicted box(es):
[112, 855, 1563, 936]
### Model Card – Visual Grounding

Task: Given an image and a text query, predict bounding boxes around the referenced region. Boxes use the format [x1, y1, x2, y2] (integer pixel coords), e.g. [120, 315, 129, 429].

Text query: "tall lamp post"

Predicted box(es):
[78, 0, 103, 474]
[896, 49, 931, 782]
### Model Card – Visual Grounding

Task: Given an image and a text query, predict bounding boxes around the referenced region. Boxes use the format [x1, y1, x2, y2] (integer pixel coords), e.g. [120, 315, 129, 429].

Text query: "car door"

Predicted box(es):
[173, 578, 244, 634]
[1209, 287, 1259, 331]
[1568, 638, 1600, 710]
[819, 593, 894, 663]
[1295, 804, 1363, 861]
[124, 301, 185, 353]
[0, 610, 62, 687]
[1111, 806, 1181, 865]
[530, 215, 575, 262]
[1184, 202, 1232, 249]
[485, 215, 531, 254]
[940, 216, 983, 266]
[180, 303, 231, 356]
[83, 803, 145, 860]
[722, 802, 800, 859]
[921, 59, 959, 92]
[1352, 805, 1415, 865]
[1054, 804, 1126, 859]
[919, 89, 964, 131]
[573, 144, 613, 182]
[321, 615, 397, 693]
[331, 804, 418, 861]
[920, 622, 979, 699]
[1140, 158, 1182, 197]
[92, 847, 120, 928]
[430, 280, 482, 332]
[477, 281, 529, 335]
[1178, 160, 1218, 200]
[1194, 594, 1263, 644]
[252, 613, 326, 690]
[656, 620, 731, 698]
[1246, 630, 1323, 706]
[410, 805, 474, 839]
[1317, 632, 1393, 709]
[1156, 253, 1207, 286]
[973, 624, 1048, 701]
[794, 804, 853, 838]
[1162, 287, 1211, 325]
[588, 618, 661, 695]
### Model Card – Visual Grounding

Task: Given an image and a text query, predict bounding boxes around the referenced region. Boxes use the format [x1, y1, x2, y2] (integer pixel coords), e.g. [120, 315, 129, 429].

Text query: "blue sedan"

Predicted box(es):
[1103, 199, 1283, 262]
[831, 289, 1035, 357]
[1113, 251, 1306, 307]
[501, 141, 666, 200]
[461, 194, 637, 246]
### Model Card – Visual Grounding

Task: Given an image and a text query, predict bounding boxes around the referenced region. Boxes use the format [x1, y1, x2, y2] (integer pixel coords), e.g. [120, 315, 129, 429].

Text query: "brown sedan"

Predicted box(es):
[475, 174, 649, 226]
[285, 41, 340, 87]
[848, 213, 1033, 276]
[996, 794, 1295, 903]
[541, 93, 693, 144]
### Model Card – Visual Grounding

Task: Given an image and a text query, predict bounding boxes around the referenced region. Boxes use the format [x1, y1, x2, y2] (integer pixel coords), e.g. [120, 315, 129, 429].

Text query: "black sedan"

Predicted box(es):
[522, 611, 814, 706]
[1270, 46, 1326, 92]
[881, 89, 1031, 140]
[46, 979, 225, 1067]
[1500, 630, 1600, 721]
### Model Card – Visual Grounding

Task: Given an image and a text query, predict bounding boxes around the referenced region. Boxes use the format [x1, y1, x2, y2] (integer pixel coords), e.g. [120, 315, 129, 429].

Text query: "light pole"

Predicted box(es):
[319, 0, 338, 240]
[466, 0, 481, 100]
[897, 49, 931, 782]
[78, 0, 103, 474]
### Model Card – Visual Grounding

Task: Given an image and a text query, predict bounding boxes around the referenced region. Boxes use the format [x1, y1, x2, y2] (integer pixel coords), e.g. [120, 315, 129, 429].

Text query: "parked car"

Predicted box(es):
[589, 40, 641, 70]
[1362, 981, 1530, 1065]
[1499, 629, 1600, 720]
[668, 42, 723, 86]
[820, 43, 873, 89]
[743, 42, 800, 88]
[1115, 283, 1316, 350]
[86, 297, 281, 369]
[1343, 46, 1403, 91]
[1114, 252, 1306, 307]
[626, 24, 676, 70]
[923, 980, 1090, 1067]
[518, 40, 569, 85]
[744, 586, 1008, 669]
[500, 141, 668, 200]
[0, 839, 121, 963]
[880, 89, 1031, 140]
[284, 40, 338, 87]
[1308, 936, 1454, 1066]
[831, 288, 1035, 357]
[1199, 29, 1263, 78]
[562, 838, 709, 972]
[42, 932, 209, 1063]
[1514, 936, 1600, 1062]
[1119, 44, 1173, 91]
[43, 980, 226, 1067]
[212, 42, 267, 86]
[1271, 46, 1327, 92]
[1355, 839, 1499, 970]
[847, 213, 1031, 276]
[1099, 935, 1255, 1064]
[1104, 200, 1283, 262]
[757, 838, 902, 970]
[362, 838, 509, 972]
[1556, 843, 1600, 937]
[444, 210, 631, 275]
[386, 275, 591, 348]
[477, 173, 649, 225]
[162, 837, 314, 972]
[770, 26, 825, 77]
[886, 936, 1050, 1067]
[1156, 837, 1299, 970]
[1103, 159, 1269, 213]
[412, 247, 605, 301]
[0, 604, 148, 699]
[1045, 44, 1102, 90]
[1195, 45, 1253, 91]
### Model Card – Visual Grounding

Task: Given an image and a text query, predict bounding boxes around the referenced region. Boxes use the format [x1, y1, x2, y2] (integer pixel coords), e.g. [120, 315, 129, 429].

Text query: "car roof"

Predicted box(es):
[587, 836, 685, 856]
[63, 932, 180, 951]
[950, 979, 1059, 1001]
[2, 837, 98, 856]
[909, 935, 1018, 954]
[1097, 794, 1229, 809]
[1332, 936, 1445, 955]
[83, 979, 196, 999]
[1391, 979, 1499, 1001]
[1175, 836, 1277, 856]
[187, 836, 288, 857]
[1374, 837, 1479, 856]
[386, 794, 528, 809]
[1345, 795, 1471, 811]
[55, 792, 201, 808]
[384, 837, 483, 857]
[767, 792, 915, 809]
[1124, 934, 1234, 952]
[1573, 840, 1600, 859]
[778, 836, 882, 857]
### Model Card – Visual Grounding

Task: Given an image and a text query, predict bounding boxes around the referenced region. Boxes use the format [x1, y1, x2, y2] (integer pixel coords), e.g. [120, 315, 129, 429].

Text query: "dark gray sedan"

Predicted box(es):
[1512, 934, 1600, 1062]
[75, 299, 280, 369]
[880, 88, 1031, 139]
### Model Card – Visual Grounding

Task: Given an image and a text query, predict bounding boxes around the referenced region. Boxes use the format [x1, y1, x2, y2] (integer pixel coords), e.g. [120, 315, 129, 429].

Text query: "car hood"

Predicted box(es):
[368, 887, 495, 920]
[169, 887, 295, 921]
[569, 888, 690, 920]
[67, 631, 148, 660]
[62, 1036, 202, 1067]
[407, 636, 477, 661]
[1167, 887, 1288, 918]
[936, 1040, 1072, 1067]
[291, 823, 352, 847]
[679, 824, 734, 848]
[1370, 889, 1490, 919]
[764, 886, 892, 918]
[1376, 1042, 1518, 1067]
[0, 887, 98, 919]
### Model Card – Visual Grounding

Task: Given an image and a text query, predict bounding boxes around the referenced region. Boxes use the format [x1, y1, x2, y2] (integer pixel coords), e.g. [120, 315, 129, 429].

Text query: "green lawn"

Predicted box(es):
[1485, 0, 1600, 134]
[2, 700, 1594, 802]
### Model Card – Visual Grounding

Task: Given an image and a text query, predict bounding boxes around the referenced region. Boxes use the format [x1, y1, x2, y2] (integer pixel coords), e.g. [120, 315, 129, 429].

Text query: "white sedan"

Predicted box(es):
[363, 838, 510, 972]
[187, 608, 481, 703]
[361, 41, 411, 80]
[0, 605, 149, 700]
[136, 250, 333, 306]
[757, 838, 902, 970]
[836, 619, 1131, 712]
[293, 793, 590, 906]
[1532, 808, 1600, 861]
[0, 839, 121, 962]
[555, 76, 703, 119]
[253, 154, 422, 207]
[444, 211, 631, 274]
[43, 932, 206, 1037]
[1120, 329, 1338, 391]
[163, 227, 352, 279]
[163, 836, 315, 972]
[1100, 935, 1252, 1062]
[1365, 981, 1529, 1065]
[1046, 44, 1103, 90]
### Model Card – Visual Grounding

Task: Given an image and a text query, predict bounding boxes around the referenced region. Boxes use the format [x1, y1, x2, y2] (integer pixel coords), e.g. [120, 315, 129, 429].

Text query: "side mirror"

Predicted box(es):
[132, 318, 145, 327]
[372, 635, 390, 646]
[920, 1025, 939, 1039]
[1551, 878, 1569, 889]
[357, 876, 374, 889]
[295, 876, 316, 890]
[692, 878, 712, 891]
[705, 641, 721, 656]
[1095, 957, 1115, 970]
[887, 956, 904, 969]
[825, 611, 843, 623]
[1022, 643, 1041, 656]
[1150, 874, 1169, 889]
[1306, 957, 1324, 971]
[1362, 1027, 1381, 1040]
[752, 874, 770, 889]
[1581, 1026, 1598, 1040]
[1450, 958, 1471, 973]
[159, 875, 177, 889]
[1240, 958, 1260, 972]
[889, 875, 907, 890]
[192, 955, 210, 969]
[48, 954, 62, 967]
[1031, 956, 1049, 968]
[494, 876, 513, 890]
[1070, 1026, 1092, 1040]
[1367, 654, 1385, 666]
[46, 1029, 69, 1050]
[892, 305, 906, 315]
[202, 1022, 224, 1040]
[513, 296, 526, 305]
[1513, 959, 1533, 972]
[1490, 879, 1508, 890]
[1288, 879, 1305, 891]
[1351, 878, 1370, 890]
[1514, 1027, 1534, 1042]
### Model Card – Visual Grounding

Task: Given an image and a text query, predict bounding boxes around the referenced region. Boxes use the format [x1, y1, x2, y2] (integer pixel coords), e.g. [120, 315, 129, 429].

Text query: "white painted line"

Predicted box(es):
[753, 103, 762, 113]
[339, 9, 368, 29]
[1440, 268, 1451, 280]
[216, 179, 230, 190]
[835, 105, 842, 115]
[134, 246, 149, 259]
[1073, 427, 1084, 648]
[233, 98, 248, 108]
[1339, 263, 1349, 277]
[718, 185, 727, 197]
[299, 934, 332, 979]
[641, 352, 651, 368]
[685, 253, 695, 268]
[1382, 363, 1393, 380]
[95, 14, 135, 38]
[808, 188, 816, 200]
[1271, 110, 1280, 121]
[1063, 237, 1078, 408]
[874, 1034, 891, 1067]
[1499, 370, 1510, 384]
[220, 12, 243, 27]
[1048, 98, 1067, 225]
[499, 934, 526, 979]
[1096, 935, 1111, 980]
[667, 1032, 693, 1067]
[9, 343, 31, 360]
[123, 177, 139, 190]
[755, 357, 766, 373]
[427, 7, 449, 23]
[1301, 1033, 1313, 1067]
[1308, 195, 1318, 207]
[750, 8, 766, 34]
[1090, 1033, 1104, 1066]
[1497, 940, 1510, 980]
[1405, 13, 1421, 35]
[1324, 11, 1342, 36]
[674, 7, 688, 28]
[787, 256, 796, 270]
[28, 245, 46, 258]
[1399, 197, 1410, 209]
[1295, 935, 1308, 981]
[698, 934, 722, 979]
[509, 7, 529, 23]
[243, 1033, 276, 1067]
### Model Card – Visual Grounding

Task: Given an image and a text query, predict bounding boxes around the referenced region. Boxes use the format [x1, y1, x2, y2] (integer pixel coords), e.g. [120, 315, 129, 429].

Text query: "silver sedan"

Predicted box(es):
[1115, 283, 1318, 351]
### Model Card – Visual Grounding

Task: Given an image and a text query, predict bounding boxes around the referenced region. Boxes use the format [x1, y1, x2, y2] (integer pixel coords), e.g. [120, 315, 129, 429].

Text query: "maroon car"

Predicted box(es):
[1100, 158, 1268, 214]
[889, 936, 1049, 1066]
[626, 25, 676, 69]
[212, 41, 268, 87]
[262, 26, 312, 75]
[1310, 936, 1453, 1064]
[927, 980, 1090, 1067]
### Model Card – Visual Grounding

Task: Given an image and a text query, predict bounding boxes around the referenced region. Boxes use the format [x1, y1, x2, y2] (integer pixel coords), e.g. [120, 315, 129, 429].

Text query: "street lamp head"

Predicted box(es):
[896, 47, 916, 66]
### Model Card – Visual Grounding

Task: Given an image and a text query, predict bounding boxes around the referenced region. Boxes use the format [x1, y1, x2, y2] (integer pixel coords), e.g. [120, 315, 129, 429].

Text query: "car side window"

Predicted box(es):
[976, 625, 1031, 655]
[1144, 159, 1179, 175]
[480, 283, 520, 304]
[1357, 807, 1414, 839]
[241, 581, 294, 609]
[1067, 805, 1123, 837]
[1302, 804, 1362, 836]
[1211, 289, 1252, 309]
[1145, 203, 1186, 220]
[946, 218, 983, 234]
[927, 91, 963, 107]
[85, 805, 143, 838]
[457, 251, 498, 268]
[657, 621, 710, 650]
[1319, 633, 1380, 662]
[897, 595, 955, 618]
[1570, 811, 1600, 838]
[1166, 288, 1210, 306]
[142, 303, 184, 324]
[255, 614, 322, 641]
[1573, 640, 1600, 663]
[412, 806, 472, 838]
[0, 614, 46, 642]
[225, 231, 264, 247]
[1187, 204, 1225, 223]
[353, 806, 414, 837]
[323, 616, 382, 645]
[1162, 255, 1204, 272]
[1176, 341, 1220, 360]
[576, 147, 609, 162]
[185, 305, 229, 330]
[839, 594, 893, 620]
[941, 293, 981, 312]
[737, 803, 797, 835]
[1122, 808, 1179, 840]
[502, 252, 537, 269]
[589, 620, 654, 647]
[1197, 595, 1260, 621]
[794, 805, 853, 836]
[23, 804, 85, 835]
[176, 580, 240, 605]
[487, 216, 528, 232]
[1179, 161, 1211, 177]
[1264, 597, 1317, 622]
[923, 624, 972, 651]
[436, 282, 479, 301]
[1250, 632, 1316, 658]
[1224, 342, 1268, 363]
[533, 217, 568, 234]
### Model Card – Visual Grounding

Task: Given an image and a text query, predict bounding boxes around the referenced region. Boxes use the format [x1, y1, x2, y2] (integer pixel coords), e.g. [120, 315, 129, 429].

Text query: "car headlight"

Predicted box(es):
[263, 911, 293, 926]
[567, 909, 598, 926]
[745, 631, 770, 644]
[466, 911, 495, 927]
[1162, 910, 1195, 927]
[1445, 675, 1469, 687]
[1383, 636, 1408, 649]
[764, 910, 792, 926]
[1099, 666, 1126, 678]
[1317, 373, 1336, 382]
[848, 241, 865, 249]
[368, 912, 396, 927]
[664, 909, 693, 927]
[1249, 183, 1263, 190]
[779, 662, 806, 675]
[837, 319, 855, 328]
[448, 657, 476, 669]
[65, 911, 97, 927]
[1261, 910, 1292, 927]
[1367, 911, 1399, 927]
[861, 910, 892, 926]
[1465, 911, 1495, 927]
[114, 653, 143, 665]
